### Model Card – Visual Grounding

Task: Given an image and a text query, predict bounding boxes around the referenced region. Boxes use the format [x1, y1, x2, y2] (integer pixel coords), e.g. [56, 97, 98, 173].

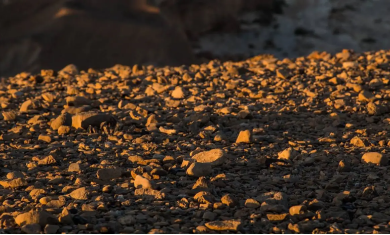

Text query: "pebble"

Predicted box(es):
[186, 162, 212, 177]
[51, 113, 72, 130]
[266, 213, 289, 222]
[21, 223, 41, 234]
[361, 152, 388, 166]
[201, 211, 216, 221]
[2, 111, 17, 121]
[118, 215, 136, 225]
[134, 175, 153, 189]
[20, 99, 41, 113]
[69, 187, 89, 200]
[15, 210, 57, 227]
[66, 96, 92, 107]
[38, 134, 52, 143]
[278, 147, 296, 160]
[171, 86, 185, 99]
[221, 194, 236, 207]
[289, 205, 307, 216]
[97, 168, 122, 180]
[72, 112, 116, 130]
[245, 198, 260, 208]
[0, 178, 27, 188]
[68, 163, 81, 172]
[58, 208, 73, 225]
[58, 125, 71, 134]
[191, 149, 226, 166]
[6, 171, 24, 179]
[44, 224, 60, 234]
[235, 130, 252, 143]
[205, 220, 242, 231]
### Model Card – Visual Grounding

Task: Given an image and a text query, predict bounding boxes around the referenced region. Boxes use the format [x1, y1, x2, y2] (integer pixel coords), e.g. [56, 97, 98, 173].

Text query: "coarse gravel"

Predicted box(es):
[0, 49, 390, 233]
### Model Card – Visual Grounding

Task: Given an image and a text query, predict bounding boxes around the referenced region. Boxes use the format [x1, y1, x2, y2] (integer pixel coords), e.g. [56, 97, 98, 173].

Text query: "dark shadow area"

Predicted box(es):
[1, 0, 390, 78]
[0, 0, 276, 77]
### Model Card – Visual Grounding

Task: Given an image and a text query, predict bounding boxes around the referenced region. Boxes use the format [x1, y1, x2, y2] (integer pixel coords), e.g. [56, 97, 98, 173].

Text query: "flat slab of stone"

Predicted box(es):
[191, 149, 226, 166]
[361, 152, 388, 166]
[205, 220, 242, 231]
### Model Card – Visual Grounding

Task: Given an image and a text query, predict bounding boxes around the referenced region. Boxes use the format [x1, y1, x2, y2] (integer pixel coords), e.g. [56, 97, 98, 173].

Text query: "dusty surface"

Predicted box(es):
[1, 49, 390, 233]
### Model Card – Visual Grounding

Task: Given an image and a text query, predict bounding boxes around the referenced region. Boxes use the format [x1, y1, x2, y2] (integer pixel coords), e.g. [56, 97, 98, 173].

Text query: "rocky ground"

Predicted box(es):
[1, 49, 390, 233]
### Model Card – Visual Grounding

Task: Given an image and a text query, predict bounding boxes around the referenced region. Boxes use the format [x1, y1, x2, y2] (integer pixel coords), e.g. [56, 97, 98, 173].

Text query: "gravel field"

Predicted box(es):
[1, 49, 390, 233]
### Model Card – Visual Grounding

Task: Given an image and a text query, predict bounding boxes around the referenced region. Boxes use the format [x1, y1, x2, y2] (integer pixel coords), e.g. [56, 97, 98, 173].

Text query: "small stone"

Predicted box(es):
[128, 155, 144, 164]
[20, 99, 41, 113]
[72, 112, 116, 130]
[6, 171, 24, 179]
[343, 61, 358, 69]
[2, 111, 17, 121]
[159, 126, 177, 135]
[150, 168, 167, 176]
[171, 86, 185, 99]
[15, 210, 57, 227]
[358, 90, 375, 102]
[21, 223, 41, 234]
[58, 125, 71, 135]
[38, 134, 52, 143]
[205, 220, 242, 231]
[42, 92, 56, 103]
[0, 178, 27, 188]
[59, 64, 78, 76]
[118, 215, 136, 225]
[194, 191, 214, 204]
[134, 188, 165, 200]
[203, 211, 217, 221]
[276, 69, 290, 79]
[62, 105, 92, 115]
[278, 147, 296, 160]
[39, 197, 51, 205]
[59, 208, 73, 225]
[51, 113, 72, 130]
[186, 162, 212, 177]
[146, 114, 158, 127]
[28, 115, 45, 125]
[289, 205, 307, 216]
[66, 96, 92, 107]
[68, 163, 81, 172]
[97, 168, 122, 180]
[30, 189, 46, 199]
[195, 225, 208, 233]
[245, 198, 260, 208]
[362, 186, 378, 200]
[38, 155, 57, 165]
[69, 187, 89, 200]
[332, 191, 352, 206]
[236, 130, 252, 143]
[221, 194, 236, 207]
[266, 213, 289, 222]
[350, 136, 367, 147]
[44, 224, 59, 234]
[337, 160, 350, 172]
[134, 175, 153, 189]
[191, 149, 226, 166]
[367, 102, 382, 115]
[362, 152, 388, 166]
[306, 199, 325, 211]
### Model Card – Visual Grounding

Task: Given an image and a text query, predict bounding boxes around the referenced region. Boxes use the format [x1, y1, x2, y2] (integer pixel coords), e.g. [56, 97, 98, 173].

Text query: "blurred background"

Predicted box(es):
[1, 0, 390, 77]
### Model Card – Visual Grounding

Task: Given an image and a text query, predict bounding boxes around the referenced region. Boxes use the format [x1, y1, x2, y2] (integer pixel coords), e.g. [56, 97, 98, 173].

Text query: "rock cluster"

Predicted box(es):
[0, 49, 390, 233]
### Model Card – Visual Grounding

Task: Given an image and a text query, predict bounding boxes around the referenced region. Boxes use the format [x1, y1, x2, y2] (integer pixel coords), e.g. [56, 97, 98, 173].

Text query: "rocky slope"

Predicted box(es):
[1, 49, 390, 233]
